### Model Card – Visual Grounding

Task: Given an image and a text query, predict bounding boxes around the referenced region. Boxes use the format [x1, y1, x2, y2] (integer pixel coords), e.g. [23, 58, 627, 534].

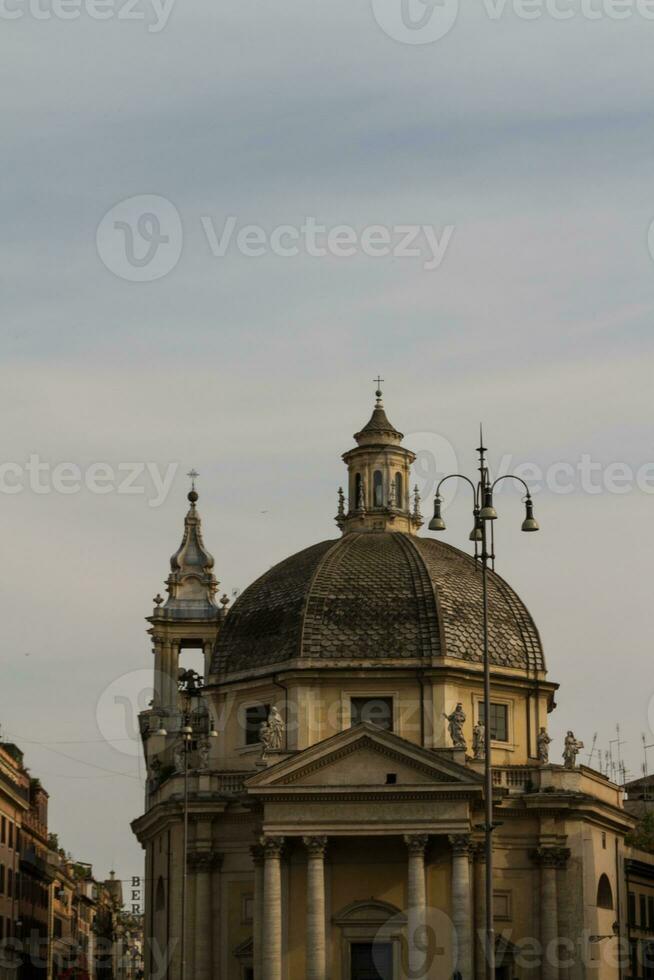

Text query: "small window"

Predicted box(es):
[0, 864, 4, 894]
[478, 703, 509, 743]
[8, 823, 13, 849]
[648, 896, 654, 930]
[1, 816, 5, 844]
[242, 894, 254, 923]
[373, 471, 383, 508]
[597, 874, 614, 910]
[629, 892, 637, 925]
[385, 773, 397, 785]
[641, 895, 648, 928]
[601, 832, 607, 850]
[350, 697, 393, 731]
[155, 876, 165, 912]
[394, 472, 403, 509]
[244, 704, 270, 746]
[493, 891, 512, 920]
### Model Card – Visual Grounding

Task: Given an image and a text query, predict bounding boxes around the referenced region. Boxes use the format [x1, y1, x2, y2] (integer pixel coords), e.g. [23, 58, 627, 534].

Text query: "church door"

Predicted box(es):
[350, 942, 393, 980]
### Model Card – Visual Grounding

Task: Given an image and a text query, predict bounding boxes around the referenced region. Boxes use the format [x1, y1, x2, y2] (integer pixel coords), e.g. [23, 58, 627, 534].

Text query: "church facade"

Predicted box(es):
[132, 392, 647, 980]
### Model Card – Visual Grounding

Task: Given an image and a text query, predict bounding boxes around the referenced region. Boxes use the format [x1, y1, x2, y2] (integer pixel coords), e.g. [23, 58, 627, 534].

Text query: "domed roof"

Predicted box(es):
[211, 532, 544, 676]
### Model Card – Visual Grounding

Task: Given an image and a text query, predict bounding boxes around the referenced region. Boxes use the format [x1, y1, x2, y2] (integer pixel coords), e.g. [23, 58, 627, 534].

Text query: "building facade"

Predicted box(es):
[133, 392, 652, 980]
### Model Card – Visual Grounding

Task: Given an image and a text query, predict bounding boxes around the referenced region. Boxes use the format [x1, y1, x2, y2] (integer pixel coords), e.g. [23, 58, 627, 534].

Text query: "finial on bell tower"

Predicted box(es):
[373, 375, 384, 407]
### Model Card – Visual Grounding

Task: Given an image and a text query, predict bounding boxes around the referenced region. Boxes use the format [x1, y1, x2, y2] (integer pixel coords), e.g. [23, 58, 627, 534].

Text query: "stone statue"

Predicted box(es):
[197, 739, 210, 770]
[147, 757, 161, 793]
[563, 730, 584, 770]
[178, 668, 203, 693]
[444, 703, 467, 750]
[472, 721, 485, 760]
[260, 707, 285, 758]
[173, 744, 185, 774]
[537, 727, 552, 764]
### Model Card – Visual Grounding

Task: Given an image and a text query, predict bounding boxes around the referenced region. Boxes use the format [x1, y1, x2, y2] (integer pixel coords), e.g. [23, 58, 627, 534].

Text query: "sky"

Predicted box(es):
[1, 0, 654, 897]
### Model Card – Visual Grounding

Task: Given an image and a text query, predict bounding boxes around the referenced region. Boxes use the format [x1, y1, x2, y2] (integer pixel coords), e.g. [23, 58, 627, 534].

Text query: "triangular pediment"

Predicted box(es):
[246, 724, 483, 792]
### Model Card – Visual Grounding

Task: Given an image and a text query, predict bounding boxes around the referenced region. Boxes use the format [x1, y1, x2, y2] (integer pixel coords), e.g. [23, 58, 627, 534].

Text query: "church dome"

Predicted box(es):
[211, 531, 544, 676]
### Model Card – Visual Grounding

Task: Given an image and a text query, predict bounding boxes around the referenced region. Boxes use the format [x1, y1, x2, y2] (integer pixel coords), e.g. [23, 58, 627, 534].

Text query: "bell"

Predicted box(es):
[521, 497, 539, 532]
[428, 495, 446, 532]
[479, 488, 497, 520]
[469, 510, 483, 542]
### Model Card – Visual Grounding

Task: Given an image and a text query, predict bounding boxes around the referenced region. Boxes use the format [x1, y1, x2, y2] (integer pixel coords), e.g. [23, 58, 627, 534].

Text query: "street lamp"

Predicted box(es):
[428, 429, 539, 980]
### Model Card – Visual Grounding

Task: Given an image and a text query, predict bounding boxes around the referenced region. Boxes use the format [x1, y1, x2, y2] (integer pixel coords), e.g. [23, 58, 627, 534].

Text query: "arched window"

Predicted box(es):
[155, 875, 166, 912]
[394, 472, 403, 509]
[597, 874, 613, 910]
[354, 473, 363, 509]
[373, 471, 383, 507]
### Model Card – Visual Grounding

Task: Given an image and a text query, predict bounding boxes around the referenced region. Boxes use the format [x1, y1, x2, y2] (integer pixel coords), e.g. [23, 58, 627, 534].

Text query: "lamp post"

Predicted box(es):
[428, 430, 539, 980]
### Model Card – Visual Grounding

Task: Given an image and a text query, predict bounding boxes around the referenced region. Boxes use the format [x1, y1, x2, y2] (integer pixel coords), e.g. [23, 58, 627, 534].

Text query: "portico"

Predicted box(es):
[246, 723, 486, 980]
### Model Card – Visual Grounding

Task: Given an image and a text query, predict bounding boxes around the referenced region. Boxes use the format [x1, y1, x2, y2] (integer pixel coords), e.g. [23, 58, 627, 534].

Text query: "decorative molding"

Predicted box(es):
[281, 736, 452, 785]
[448, 834, 472, 856]
[404, 834, 429, 855]
[303, 836, 328, 857]
[187, 850, 223, 873]
[530, 846, 570, 869]
[260, 835, 285, 858]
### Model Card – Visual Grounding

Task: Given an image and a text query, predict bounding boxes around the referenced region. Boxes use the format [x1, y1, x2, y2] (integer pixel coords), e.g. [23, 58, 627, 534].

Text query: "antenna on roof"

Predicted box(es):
[586, 733, 598, 769]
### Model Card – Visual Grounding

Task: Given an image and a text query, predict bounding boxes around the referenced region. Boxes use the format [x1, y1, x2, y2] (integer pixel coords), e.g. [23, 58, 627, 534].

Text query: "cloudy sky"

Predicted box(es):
[2, 0, 653, 894]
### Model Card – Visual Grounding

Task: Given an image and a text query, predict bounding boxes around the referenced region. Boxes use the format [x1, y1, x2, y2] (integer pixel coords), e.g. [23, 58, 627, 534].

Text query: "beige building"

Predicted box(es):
[133, 391, 650, 980]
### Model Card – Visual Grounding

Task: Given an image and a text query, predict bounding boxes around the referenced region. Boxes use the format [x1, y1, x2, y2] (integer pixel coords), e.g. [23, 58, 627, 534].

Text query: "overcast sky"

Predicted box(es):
[1, 0, 653, 896]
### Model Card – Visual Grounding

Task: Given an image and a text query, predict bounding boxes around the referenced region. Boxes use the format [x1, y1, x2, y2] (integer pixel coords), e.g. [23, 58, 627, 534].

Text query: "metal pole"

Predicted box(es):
[481, 519, 495, 980]
[478, 444, 495, 980]
[181, 739, 189, 980]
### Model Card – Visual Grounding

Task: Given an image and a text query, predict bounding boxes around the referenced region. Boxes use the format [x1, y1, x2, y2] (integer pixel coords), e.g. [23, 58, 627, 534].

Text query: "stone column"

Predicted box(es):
[250, 845, 265, 980]
[531, 847, 570, 980]
[304, 837, 328, 980]
[449, 835, 473, 980]
[188, 852, 212, 980]
[210, 853, 223, 980]
[472, 843, 486, 980]
[404, 835, 429, 980]
[262, 836, 285, 980]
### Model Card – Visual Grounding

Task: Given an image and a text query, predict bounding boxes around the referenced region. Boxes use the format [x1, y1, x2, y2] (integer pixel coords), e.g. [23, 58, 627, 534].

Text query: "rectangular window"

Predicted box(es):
[642, 896, 648, 930]
[244, 704, 269, 746]
[350, 697, 393, 731]
[54, 916, 63, 939]
[7, 823, 13, 850]
[0, 864, 3, 894]
[1, 817, 5, 844]
[629, 893, 637, 927]
[478, 702, 509, 742]
[648, 897, 654, 930]
[7, 870, 12, 899]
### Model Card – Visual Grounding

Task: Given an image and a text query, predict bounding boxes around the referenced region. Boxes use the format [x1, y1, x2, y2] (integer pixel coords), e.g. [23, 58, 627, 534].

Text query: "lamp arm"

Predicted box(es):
[490, 474, 533, 498]
[435, 473, 480, 508]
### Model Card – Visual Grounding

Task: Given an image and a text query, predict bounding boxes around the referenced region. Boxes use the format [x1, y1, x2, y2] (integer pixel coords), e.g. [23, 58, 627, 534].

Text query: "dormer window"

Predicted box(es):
[373, 471, 383, 508]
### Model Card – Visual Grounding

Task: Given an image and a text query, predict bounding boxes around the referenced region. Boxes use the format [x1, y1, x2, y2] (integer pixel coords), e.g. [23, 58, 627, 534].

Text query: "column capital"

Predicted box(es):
[404, 834, 429, 855]
[448, 834, 472, 856]
[303, 836, 328, 857]
[187, 850, 222, 873]
[530, 846, 570, 869]
[260, 835, 285, 858]
[471, 840, 486, 862]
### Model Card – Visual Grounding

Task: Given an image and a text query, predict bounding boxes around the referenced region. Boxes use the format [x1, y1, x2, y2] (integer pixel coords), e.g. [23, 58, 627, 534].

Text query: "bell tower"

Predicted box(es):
[147, 472, 224, 721]
[336, 381, 423, 535]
